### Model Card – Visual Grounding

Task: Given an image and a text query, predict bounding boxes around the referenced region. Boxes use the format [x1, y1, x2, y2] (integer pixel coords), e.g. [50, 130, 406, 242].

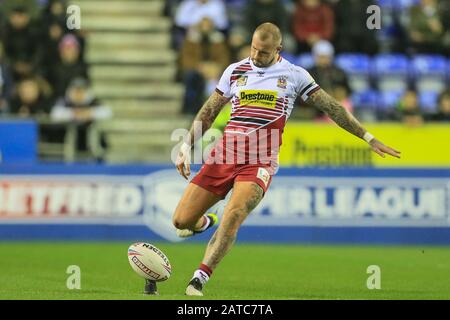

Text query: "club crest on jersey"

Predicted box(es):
[257, 71, 265, 77]
[277, 76, 287, 89]
[236, 76, 248, 87]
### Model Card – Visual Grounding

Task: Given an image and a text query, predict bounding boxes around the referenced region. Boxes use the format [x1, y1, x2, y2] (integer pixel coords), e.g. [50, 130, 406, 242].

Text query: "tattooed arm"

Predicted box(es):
[305, 89, 401, 159]
[176, 91, 230, 179]
[185, 91, 230, 146]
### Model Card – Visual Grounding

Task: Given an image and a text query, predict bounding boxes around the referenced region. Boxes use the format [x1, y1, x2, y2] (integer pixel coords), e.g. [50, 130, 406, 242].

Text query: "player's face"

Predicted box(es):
[250, 35, 280, 68]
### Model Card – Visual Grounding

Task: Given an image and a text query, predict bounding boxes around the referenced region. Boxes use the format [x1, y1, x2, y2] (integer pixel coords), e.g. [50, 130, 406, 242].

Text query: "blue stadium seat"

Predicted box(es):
[412, 55, 447, 76]
[282, 53, 296, 65]
[447, 58, 450, 83]
[336, 53, 372, 92]
[373, 54, 410, 91]
[377, 0, 395, 9]
[378, 90, 404, 111]
[296, 53, 314, 70]
[418, 91, 439, 113]
[335, 54, 371, 75]
[412, 55, 447, 92]
[351, 90, 379, 109]
[395, 0, 420, 10]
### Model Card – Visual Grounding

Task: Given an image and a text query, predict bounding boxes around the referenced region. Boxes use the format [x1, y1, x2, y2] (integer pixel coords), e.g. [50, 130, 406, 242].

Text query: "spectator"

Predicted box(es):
[175, 0, 229, 32]
[307, 40, 352, 122]
[1, 5, 41, 80]
[50, 78, 112, 154]
[291, 0, 334, 53]
[10, 77, 51, 117]
[39, 0, 86, 79]
[407, 0, 444, 54]
[229, 0, 293, 57]
[180, 18, 230, 114]
[396, 90, 423, 126]
[51, 78, 112, 122]
[334, 0, 378, 55]
[180, 18, 230, 73]
[429, 89, 450, 121]
[48, 34, 89, 100]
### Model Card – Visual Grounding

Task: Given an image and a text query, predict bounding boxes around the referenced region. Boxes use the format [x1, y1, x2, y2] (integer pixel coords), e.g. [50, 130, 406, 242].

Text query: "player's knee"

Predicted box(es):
[172, 216, 193, 230]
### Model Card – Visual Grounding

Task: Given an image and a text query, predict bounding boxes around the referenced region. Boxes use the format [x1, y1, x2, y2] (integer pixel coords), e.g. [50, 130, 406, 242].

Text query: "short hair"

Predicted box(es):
[254, 23, 282, 46]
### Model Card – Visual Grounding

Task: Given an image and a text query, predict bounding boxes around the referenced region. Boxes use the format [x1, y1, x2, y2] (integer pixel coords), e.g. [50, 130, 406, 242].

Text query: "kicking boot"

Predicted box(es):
[144, 279, 158, 295]
[176, 213, 218, 238]
[185, 277, 203, 296]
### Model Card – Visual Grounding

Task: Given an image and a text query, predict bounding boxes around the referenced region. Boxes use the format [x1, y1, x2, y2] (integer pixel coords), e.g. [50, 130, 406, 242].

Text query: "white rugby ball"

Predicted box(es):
[127, 242, 172, 282]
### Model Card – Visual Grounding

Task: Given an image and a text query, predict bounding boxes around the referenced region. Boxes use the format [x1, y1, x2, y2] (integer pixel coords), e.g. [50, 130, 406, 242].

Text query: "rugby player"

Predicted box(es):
[164, 23, 400, 296]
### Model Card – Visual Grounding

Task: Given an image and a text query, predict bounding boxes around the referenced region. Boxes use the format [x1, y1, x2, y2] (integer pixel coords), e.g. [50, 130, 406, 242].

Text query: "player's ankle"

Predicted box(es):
[195, 215, 210, 232]
[193, 263, 213, 285]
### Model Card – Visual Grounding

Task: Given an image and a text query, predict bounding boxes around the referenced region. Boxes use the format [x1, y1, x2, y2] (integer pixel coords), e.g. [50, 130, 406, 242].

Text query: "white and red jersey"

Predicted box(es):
[211, 56, 320, 171]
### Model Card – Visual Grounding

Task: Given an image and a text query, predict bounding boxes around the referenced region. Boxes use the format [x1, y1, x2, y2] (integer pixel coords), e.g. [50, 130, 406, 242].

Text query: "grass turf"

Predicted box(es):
[0, 242, 449, 300]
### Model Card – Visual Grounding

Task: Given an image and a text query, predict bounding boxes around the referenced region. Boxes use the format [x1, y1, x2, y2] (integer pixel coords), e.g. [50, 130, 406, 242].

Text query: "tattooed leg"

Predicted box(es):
[202, 182, 264, 270]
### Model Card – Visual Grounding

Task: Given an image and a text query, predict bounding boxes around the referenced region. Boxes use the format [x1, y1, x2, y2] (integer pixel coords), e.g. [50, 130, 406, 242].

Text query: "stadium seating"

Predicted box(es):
[373, 54, 410, 92]
[395, 0, 420, 10]
[281, 53, 296, 65]
[411, 55, 447, 92]
[378, 90, 404, 111]
[447, 58, 450, 84]
[351, 90, 379, 110]
[335, 54, 371, 92]
[418, 90, 439, 114]
[296, 53, 314, 70]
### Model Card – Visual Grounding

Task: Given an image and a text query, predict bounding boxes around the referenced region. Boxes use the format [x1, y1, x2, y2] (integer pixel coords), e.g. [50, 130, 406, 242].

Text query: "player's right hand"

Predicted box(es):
[176, 143, 191, 180]
[369, 138, 401, 159]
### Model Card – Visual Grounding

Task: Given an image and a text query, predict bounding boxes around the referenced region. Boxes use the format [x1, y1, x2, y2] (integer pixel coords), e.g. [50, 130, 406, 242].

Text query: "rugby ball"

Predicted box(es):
[127, 242, 172, 282]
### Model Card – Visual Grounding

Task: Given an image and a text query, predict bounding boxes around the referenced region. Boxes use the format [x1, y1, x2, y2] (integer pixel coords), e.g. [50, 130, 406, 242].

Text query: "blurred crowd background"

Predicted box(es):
[167, 0, 450, 125]
[0, 0, 449, 163]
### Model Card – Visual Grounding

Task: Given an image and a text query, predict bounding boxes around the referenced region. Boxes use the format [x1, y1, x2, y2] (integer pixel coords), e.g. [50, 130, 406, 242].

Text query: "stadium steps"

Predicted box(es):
[71, 0, 185, 162]
[92, 83, 183, 99]
[89, 118, 192, 163]
[71, 0, 164, 16]
[106, 100, 181, 118]
[82, 16, 171, 32]
[90, 65, 176, 82]
[86, 49, 176, 65]
[88, 32, 170, 50]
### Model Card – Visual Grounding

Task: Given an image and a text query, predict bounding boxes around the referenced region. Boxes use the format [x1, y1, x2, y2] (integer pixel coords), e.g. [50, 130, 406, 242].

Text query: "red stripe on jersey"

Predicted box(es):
[231, 111, 282, 120]
[228, 120, 262, 127]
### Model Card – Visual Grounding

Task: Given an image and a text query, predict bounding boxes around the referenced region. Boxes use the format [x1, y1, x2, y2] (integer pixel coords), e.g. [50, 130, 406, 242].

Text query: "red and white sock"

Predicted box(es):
[193, 263, 213, 285]
[195, 215, 211, 232]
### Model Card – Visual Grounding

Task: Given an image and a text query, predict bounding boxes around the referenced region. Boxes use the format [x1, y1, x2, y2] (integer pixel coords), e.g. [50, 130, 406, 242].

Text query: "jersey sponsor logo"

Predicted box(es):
[239, 90, 278, 108]
[236, 76, 248, 87]
[277, 76, 287, 89]
[256, 167, 270, 187]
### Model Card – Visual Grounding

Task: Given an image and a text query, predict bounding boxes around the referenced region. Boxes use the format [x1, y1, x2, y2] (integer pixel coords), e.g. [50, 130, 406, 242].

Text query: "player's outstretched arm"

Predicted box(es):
[176, 91, 231, 179]
[305, 89, 401, 159]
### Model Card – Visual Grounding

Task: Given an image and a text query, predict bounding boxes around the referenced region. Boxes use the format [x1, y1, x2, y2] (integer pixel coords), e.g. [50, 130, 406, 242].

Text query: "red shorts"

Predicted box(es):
[191, 163, 273, 198]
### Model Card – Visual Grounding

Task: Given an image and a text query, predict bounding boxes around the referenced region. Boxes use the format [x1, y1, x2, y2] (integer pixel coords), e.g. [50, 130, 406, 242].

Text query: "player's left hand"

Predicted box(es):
[175, 143, 191, 180]
[369, 138, 401, 158]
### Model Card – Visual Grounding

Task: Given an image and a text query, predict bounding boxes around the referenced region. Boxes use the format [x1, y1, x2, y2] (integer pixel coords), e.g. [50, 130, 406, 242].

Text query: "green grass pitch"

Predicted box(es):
[0, 242, 449, 300]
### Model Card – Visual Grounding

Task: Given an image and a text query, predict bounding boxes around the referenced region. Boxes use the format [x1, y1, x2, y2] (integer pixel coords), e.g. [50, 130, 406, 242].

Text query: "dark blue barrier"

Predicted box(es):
[0, 120, 37, 164]
[0, 164, 449, 244]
